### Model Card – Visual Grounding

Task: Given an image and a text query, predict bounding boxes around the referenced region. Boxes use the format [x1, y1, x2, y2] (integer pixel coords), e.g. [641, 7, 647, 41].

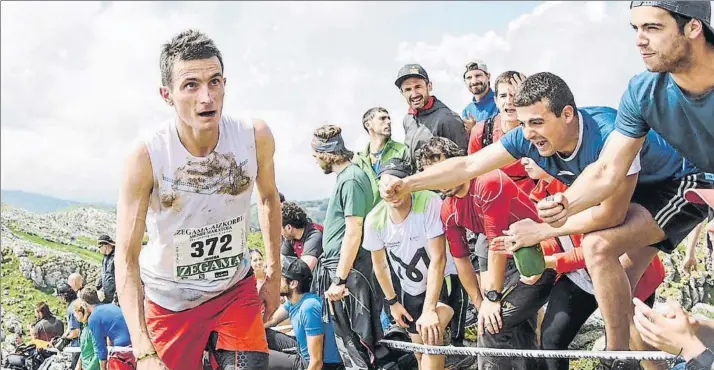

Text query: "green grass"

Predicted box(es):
[76, 235, 96, 245]
[9, 226, 103, 264]
[1, 250, 66, 332]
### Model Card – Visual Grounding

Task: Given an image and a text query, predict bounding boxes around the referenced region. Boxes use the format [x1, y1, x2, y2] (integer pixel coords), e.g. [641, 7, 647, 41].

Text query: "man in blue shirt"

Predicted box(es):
[462, 60, 499, 134]
[266, 258, 344, 370]
[379, 72, 711, 370]
[79, 287, 134, 370]
[540, 1, 714, 232]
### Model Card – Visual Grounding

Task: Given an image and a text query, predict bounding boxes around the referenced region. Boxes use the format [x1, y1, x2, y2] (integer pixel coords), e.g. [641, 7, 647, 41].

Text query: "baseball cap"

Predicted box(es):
[464, 60, 489, 78]
[97, 235, 115, 246]
[395, 64, 429, 88]
[631, 1, 714, 39]
[685, 188, 714, 208]
[378, 158, 413, 180]
[56, 283, 73, 296]
[282, 257, 312, 283]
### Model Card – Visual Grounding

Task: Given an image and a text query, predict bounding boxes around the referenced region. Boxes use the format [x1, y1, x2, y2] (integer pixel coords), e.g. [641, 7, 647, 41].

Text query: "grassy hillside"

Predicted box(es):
[1, 249, 66, 331]
[8, 225, 103, 263]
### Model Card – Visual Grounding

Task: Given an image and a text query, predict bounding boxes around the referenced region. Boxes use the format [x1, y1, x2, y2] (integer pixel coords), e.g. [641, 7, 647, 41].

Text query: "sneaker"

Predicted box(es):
[596, 359, 640, 370]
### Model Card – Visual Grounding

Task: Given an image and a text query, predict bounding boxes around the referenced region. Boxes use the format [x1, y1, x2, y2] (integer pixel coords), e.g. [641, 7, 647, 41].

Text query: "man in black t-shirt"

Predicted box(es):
[281, 201, 323, 271]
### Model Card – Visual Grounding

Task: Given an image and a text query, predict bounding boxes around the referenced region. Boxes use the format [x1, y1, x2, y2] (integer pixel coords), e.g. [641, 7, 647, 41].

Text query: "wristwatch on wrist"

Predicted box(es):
[686, 348, 714, 370]
[485, 290, 503, 302]
[385, 295, 399, 306]
[332, 276, 347, 286]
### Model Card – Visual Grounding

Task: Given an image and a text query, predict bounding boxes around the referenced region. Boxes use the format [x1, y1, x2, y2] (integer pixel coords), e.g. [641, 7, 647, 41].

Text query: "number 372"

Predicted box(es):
[190, 234, 232, 258]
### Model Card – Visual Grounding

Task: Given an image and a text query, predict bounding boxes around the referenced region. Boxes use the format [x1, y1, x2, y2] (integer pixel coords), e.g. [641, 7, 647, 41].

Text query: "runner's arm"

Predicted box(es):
[424, 235, 447, 312]
[254, 119, 282, 288]
[115, 144, 156, 359]
[371, 249, 397, 300]
[403, 141, 516, 193]
[541, 174, 638, 239]
[561, 132, 645, 217]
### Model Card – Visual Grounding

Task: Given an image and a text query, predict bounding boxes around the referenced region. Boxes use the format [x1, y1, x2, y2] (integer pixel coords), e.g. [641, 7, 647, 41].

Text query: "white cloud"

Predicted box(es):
[2, 1, 704, 204]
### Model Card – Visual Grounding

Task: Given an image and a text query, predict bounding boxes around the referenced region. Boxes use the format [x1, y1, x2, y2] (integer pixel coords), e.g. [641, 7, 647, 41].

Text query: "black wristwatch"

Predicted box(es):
[686, 348, 714, 370]
[485, 290, 503, 302]
[385, 295, 399, 306]
[332, 276, 347, 286]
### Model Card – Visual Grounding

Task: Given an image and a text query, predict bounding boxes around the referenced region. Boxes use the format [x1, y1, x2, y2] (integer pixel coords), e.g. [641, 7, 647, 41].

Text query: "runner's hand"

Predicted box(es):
[259, 274, 281, 322]
[380, 176, 410, 203]
[136, 354, 169, 370]
[416, 309, 441, 345]
[502, 218, 549, 251]
[389, 302, 413, 329]
[325, 283, 349, 302]
[478, 300, 502, 335]
[463, 113, 477, 133]
[536, 193, 569, 227]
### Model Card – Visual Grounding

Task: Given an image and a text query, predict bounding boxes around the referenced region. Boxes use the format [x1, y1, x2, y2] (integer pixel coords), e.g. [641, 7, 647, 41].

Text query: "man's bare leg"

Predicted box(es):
[411, 303, 453, 370]
[582, 204, 665, 351]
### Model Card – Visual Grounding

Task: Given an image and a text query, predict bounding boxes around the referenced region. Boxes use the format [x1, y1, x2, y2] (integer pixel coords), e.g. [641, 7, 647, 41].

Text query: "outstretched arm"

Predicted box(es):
[253, 119, 282, 321]
[402, 142, 516, 193]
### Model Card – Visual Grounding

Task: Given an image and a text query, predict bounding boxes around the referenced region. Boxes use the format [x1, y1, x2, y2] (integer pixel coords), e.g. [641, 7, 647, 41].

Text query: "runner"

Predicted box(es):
[114, 29, 282, 370]
[468, 70, 534, 195]
[539, 1, 714, 221]
[362, 158, 458, 370]
[461, 60, 499, 134]
[281, 201, 324, 271]
[353, 107, 411, 208]
[310, 124, 383, 370]
[493, 158, 666, 370]
[416, 137, 556, 370]
[395, 63, 468, 167]
[380, 72, 708, 369]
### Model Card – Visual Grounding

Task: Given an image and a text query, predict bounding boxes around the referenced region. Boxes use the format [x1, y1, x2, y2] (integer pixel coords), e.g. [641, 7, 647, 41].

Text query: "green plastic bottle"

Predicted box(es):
[513, 243, 546, 277]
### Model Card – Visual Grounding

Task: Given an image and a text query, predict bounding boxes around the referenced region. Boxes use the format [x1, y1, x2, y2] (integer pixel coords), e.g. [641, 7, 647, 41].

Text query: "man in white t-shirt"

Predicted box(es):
[363, 158, 455, 370]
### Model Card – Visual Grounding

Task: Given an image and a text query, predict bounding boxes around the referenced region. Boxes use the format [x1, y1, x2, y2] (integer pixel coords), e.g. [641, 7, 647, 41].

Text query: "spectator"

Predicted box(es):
[281, 201, 323, 271]
[79, 287, 134, 370]
[72, 299, 100, 370]
[461, 60, 499, 134]
[265, 258, 344, 370]
[251, 249, 267, 291]
[32, 302, 64, 342]
[96, 235, 117, 305]
[68, 273, 85, 293]
[395, 63, 468, 168]
[353, 107, 411, 207]
[57, 282, 81, 369]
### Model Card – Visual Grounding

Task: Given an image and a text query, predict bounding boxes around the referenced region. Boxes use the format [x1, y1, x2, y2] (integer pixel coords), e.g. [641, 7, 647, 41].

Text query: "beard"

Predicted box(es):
[645, 37, 693, 74]
[280, 286, 292, 297]
[469, 83, 487, 95]
[319, 162, 333, 174]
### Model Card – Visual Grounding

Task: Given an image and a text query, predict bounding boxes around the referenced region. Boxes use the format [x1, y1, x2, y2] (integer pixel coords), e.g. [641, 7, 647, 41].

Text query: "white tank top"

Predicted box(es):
[140, 115, 257, 311]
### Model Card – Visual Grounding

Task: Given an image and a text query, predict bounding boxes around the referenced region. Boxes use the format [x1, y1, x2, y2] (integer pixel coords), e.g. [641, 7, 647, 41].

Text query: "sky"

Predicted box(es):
[1, 1, 703, 204]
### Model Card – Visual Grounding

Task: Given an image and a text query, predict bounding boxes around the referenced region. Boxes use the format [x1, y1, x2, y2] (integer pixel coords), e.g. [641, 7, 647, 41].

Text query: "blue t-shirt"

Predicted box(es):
[67, 301, 81, 347]
[462, 88, 499, 122]
[615, 71, 714, 173]
[500, 106, 699, 186]
[284, 293, 342, 365]
[87, 304, 131, 361]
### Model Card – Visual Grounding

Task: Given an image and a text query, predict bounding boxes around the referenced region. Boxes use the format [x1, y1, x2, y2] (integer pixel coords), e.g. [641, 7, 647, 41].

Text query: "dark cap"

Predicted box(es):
[97, 235, 115, 246]
[282, 257, 312, 282]
[56, 283, 73, 295]
[631, 1, 713, 37]
[378, 158, 413, 180]
[395, 64, 429, 88]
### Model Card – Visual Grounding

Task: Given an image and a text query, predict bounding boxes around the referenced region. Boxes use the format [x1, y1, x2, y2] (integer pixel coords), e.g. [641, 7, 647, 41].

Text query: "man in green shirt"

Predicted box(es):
[310, 124, 383, 370]
[353, 107, 411, 208]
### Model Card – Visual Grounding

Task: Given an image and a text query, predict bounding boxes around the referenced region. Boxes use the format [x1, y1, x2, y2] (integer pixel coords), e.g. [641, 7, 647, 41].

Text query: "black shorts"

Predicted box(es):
[631, 173, 713, 253]
[401, 282, 449, 335]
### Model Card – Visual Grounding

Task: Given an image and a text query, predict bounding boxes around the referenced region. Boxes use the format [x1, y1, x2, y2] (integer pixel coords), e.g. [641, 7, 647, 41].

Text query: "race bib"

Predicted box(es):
[173, 216, 246, 281]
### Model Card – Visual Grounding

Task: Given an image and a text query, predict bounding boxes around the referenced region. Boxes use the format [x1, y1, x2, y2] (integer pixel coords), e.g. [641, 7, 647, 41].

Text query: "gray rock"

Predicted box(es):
[692, 303, 714, 319]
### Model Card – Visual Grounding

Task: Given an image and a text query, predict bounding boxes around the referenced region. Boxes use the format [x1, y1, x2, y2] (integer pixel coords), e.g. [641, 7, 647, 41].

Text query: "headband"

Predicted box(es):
[311, 135, 347, 153]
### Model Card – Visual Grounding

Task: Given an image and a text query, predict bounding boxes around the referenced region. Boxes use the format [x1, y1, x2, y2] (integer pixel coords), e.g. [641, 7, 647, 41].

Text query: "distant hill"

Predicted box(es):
[250, 198, 329, 230]
[0, 190, 115, 214]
